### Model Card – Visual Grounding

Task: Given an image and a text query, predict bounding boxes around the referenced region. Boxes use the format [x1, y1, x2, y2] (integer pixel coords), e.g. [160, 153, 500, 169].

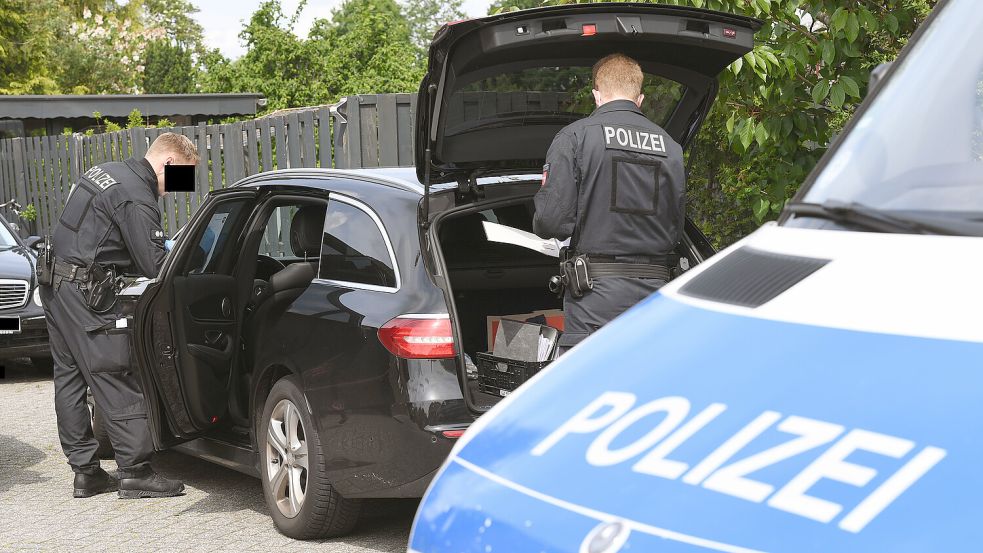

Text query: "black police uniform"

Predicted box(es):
[40, 157, 166, 477]
[533, 99, 685, 352]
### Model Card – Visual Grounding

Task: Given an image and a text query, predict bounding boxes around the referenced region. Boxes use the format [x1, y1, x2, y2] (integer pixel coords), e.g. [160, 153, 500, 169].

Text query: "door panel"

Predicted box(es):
[135, 189, 258, 443]
[171, 273, 237, 429]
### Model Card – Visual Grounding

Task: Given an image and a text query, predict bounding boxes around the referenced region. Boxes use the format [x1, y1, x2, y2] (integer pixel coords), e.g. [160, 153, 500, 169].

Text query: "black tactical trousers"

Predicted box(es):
[40, 282, 152, 476]
[558, 276, 666, 355]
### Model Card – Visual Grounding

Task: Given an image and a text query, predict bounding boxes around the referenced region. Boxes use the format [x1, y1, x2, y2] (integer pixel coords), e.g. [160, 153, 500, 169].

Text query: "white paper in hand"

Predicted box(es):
[481, 221, 566, 258]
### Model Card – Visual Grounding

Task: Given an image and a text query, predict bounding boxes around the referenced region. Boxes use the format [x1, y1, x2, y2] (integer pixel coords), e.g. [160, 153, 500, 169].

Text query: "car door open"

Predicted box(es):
[134, 189, 259, 446]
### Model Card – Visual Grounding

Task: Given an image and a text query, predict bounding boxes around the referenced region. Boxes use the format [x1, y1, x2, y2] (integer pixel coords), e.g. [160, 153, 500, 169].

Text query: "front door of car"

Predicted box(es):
[134, 189, 259, 445]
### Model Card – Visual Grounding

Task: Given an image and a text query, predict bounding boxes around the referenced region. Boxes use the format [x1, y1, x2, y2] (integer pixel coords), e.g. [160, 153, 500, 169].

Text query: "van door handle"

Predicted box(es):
[485, 269, 505, 279]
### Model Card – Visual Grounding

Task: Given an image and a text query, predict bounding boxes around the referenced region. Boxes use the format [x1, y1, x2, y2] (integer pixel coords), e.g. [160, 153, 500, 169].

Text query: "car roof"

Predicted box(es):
[230, 167, 540, 196]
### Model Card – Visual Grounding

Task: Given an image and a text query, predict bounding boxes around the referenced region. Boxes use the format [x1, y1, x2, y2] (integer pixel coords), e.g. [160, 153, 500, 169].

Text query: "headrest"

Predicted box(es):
[289, 205, 326, 257]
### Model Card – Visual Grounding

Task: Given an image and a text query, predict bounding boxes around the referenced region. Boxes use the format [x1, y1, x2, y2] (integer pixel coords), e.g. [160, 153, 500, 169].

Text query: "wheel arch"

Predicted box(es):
[250, 363, 304, 450]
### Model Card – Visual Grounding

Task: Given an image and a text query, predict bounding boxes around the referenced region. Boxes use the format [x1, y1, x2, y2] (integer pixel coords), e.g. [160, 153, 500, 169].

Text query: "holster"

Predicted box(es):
[551, 254, 593, 299]
[81, 263, 120, 313]
[35, 237, 54, 287]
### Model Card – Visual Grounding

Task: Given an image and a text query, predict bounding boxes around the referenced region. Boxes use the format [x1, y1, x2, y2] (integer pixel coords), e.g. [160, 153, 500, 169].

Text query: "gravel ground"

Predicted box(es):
[0, 359, 416, 553]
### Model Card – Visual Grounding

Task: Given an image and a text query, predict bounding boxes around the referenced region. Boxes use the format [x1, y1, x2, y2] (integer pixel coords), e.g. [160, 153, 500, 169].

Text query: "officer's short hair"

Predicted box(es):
[147, 132, 199, 164]
[593, 53, 643, 99]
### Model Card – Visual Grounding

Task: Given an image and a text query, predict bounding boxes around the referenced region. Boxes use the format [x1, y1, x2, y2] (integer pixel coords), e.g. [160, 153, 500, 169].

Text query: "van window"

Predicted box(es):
[319, 199, 397, 288]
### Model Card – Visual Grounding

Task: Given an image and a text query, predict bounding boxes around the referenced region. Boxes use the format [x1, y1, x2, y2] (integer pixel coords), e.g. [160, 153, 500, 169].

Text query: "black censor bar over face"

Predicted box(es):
[164, 164, 196, 192]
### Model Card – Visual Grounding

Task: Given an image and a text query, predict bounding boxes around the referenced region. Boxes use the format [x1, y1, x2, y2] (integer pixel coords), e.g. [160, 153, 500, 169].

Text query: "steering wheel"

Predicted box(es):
[255, 254, 286, 281]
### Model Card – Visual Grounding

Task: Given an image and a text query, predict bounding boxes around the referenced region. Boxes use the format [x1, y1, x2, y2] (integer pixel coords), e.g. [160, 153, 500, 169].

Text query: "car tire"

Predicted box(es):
[259, 375, 361, 539]
[30, 356, 53, 372]
[90, 403, 115, 460]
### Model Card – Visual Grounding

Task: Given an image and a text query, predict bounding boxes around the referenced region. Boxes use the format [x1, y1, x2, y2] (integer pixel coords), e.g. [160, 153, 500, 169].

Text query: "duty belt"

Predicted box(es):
[52, 258, 90, 282]
[588, 262, 671, 281]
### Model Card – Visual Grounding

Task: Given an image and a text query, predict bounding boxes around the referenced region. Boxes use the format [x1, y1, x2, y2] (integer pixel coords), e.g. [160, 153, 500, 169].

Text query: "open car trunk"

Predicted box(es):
[431, 186, 715, 410]
[432, 191, 562, 407]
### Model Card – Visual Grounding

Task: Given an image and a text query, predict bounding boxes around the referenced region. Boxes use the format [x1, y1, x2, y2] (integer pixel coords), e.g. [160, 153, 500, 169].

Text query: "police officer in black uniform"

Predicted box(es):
[40, 133, 197, 498]
[534, 54, 684, 354]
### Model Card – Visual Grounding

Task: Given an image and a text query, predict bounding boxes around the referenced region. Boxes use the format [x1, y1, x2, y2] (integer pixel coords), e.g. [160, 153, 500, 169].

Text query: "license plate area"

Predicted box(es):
[0, 316, 21, 334]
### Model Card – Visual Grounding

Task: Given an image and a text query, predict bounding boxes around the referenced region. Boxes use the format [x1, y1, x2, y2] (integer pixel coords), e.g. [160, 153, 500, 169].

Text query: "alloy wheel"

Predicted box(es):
[266, 399, 309, 518]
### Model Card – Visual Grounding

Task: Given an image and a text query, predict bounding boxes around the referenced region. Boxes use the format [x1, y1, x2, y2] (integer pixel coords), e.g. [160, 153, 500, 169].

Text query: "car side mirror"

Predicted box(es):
[23, 235, 42, 249]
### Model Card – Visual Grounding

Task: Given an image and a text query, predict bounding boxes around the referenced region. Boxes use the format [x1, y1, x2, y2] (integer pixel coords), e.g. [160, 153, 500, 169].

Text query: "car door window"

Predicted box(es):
[184, 199, 250, 275]
[258, 205, 302, 260]
[319, 198, 398, 289]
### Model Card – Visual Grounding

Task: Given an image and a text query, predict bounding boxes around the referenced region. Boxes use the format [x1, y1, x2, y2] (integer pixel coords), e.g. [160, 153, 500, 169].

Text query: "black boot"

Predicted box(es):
[73, 467, 119, 498]
[117, 467, 185, 499]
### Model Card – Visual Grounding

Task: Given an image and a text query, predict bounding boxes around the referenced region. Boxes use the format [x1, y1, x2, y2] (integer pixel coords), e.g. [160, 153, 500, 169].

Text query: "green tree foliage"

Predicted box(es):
[402, 0, 466, 58]
[1, 0, 204, 95]
[143, 40, 195, 93]
[315, 0, 424, 98]
[199, 0, 423, 112]
[489, 0, 544, 13]
[0, 0, 59, 93]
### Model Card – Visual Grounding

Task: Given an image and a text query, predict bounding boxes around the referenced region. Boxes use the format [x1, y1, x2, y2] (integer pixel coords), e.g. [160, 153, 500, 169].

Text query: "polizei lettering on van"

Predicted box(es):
[531, 392, 947, 533]
[602, 126, 668, 156]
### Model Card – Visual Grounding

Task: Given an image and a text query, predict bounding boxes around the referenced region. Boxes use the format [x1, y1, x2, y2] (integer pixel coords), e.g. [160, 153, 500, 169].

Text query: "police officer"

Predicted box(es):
[534, 54, 684, 354]
[40, 133, 197, 498]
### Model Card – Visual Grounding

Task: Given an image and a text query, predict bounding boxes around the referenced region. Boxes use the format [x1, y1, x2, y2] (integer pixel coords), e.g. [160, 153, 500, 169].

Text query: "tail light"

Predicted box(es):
[379, 315, 455, 359]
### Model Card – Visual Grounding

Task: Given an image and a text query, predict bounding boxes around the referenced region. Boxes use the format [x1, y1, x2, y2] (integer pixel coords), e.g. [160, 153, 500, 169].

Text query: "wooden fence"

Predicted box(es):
[0, 93, 418, 237]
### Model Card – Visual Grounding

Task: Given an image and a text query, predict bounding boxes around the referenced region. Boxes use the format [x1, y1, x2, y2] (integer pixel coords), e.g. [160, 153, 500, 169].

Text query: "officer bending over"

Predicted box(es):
[40, 133, 198, 498]
[534, 53, 685, 353]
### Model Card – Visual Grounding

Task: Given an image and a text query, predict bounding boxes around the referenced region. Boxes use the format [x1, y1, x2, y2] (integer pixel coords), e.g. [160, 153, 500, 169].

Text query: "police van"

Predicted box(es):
[409, 0, 983, 550]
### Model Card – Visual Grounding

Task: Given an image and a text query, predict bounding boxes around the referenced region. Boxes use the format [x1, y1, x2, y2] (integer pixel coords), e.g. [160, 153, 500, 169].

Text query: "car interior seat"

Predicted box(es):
[243, 204, 326, 370]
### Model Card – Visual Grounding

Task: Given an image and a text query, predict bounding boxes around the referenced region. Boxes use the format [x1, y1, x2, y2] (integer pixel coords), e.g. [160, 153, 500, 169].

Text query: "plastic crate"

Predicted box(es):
[475, 352, 550, 397]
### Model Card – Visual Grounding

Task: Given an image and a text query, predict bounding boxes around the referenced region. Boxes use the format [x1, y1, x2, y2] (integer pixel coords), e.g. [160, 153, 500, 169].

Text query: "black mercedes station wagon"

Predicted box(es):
[0, 210, 51, 368]
[117, 3, 758, 539]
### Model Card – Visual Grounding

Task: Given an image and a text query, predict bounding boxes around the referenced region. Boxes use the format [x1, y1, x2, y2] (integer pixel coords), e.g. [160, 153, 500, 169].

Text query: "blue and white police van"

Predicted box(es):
[408, 0, 983, 551]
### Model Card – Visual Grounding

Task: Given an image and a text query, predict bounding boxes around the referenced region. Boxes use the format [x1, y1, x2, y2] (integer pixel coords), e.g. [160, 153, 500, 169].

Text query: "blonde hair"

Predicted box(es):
[592, 53, 643, 99]
[147, 132, 199, 164]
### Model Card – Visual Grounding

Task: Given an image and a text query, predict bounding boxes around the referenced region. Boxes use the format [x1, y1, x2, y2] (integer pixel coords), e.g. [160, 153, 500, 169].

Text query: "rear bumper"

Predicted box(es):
[0, 314, 50, 359]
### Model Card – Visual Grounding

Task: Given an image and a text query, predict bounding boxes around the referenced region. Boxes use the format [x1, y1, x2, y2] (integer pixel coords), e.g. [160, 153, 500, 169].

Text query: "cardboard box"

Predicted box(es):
[487, 309, 564, 350]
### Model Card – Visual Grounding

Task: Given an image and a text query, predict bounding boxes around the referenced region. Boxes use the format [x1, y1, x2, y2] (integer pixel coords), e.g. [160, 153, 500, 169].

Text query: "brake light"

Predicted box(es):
[442, 430, 466, 439]
[582, 24, 597, 36]
[379, 316, 455, 359]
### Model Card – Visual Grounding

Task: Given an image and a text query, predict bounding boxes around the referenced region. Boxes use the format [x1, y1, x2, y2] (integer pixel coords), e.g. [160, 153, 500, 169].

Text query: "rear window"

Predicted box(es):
[319, 199, 397, 289]
[444, 66, 685, 136]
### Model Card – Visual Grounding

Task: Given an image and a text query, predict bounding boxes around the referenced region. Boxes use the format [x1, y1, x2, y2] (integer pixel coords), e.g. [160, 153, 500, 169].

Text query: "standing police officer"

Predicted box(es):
[534, 54, 685, 353]
[40, 133, 197, 498]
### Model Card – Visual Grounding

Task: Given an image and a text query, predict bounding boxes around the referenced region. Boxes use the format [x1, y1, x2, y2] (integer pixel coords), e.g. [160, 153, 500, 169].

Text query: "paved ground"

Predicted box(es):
[0, 360, 416, 552]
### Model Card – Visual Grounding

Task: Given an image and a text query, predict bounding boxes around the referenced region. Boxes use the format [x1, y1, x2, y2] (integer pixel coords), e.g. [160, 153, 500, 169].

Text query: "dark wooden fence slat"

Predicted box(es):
[195, 124, 208, 204]
[208, 125, 223, 189]
[130, 127, 146, 158]
[378, 94, 399, 167]
[286, 113, 302, 169]
[23, 137, 41, 234]
[317, 107, 333, 168]
[360, 99, 380, 168]
[55, 135, 68, 212]
[44, 136, 58, 233]
[175, 127, 198, 215]
[396, 94, 413, 166]
[259, 120, 274, 172]
[273, 117, 287, 170]
[300, 111, 316, 168]
[245, 121, 260, 176]
[344, 96, 362, 170]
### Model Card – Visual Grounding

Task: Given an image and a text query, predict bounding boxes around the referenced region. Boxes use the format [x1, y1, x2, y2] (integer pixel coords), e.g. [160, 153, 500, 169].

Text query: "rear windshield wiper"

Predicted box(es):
[785, 201, 968, 235]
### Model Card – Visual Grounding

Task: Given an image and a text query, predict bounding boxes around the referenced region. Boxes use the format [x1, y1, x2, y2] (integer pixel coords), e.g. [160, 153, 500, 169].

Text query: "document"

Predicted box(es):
[481, 221, 568, 258]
